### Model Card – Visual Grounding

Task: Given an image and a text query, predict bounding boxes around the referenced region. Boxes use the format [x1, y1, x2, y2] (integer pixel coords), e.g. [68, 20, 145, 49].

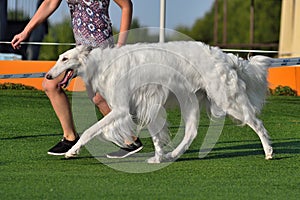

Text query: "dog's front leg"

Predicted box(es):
[65, 139, 84, 158]
[147, 135, 164, 164]
[65, 110, 118, 158]
[65, 122, 103, 158]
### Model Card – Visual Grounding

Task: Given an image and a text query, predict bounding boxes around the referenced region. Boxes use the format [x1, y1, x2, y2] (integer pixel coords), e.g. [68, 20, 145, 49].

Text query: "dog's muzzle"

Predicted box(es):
[45, 69, 75, 88]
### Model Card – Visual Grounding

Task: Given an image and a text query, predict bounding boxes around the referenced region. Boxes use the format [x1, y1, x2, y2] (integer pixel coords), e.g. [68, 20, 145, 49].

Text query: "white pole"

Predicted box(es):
[159, 0, 166, 43]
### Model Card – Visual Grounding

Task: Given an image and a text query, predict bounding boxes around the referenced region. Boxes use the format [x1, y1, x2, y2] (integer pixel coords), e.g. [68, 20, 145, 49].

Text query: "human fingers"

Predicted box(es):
[11, 33, 27, 49]
[11, 35, 22, 49]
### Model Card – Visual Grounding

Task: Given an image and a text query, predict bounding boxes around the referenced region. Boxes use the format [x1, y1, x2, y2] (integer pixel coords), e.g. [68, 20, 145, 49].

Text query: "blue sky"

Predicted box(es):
[49, 0, 214, 29]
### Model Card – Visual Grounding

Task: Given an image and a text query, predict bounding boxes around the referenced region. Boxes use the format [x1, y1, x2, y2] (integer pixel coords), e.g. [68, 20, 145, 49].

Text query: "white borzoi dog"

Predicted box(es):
[46, 41, 273, 163]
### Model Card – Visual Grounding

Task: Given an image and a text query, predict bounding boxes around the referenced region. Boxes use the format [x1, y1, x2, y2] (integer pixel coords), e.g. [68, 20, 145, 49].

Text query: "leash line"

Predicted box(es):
[222, 49, 278, 54]
[1, 40, 300, 55]
[0, 40, 292, 54]
[0, 41, 76, 46]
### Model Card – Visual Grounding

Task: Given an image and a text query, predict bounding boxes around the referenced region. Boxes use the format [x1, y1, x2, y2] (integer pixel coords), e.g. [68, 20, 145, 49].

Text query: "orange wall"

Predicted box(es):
[268, 66, 300, 95]
[0, 60, 86, 91]
[0, 60, 299, 95]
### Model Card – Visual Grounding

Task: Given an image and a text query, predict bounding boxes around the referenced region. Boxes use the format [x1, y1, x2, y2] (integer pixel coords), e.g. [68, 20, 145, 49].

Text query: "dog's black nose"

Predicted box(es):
[46, 74, 53, 80]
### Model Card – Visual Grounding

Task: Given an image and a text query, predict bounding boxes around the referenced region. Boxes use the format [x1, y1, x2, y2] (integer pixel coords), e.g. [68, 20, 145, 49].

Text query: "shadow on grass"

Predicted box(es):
[60, 152, 156, 165]
[176, 138, 300, 162]
[8, 134, 293, 166]
[53, 137, 300, 165]
[0, 133, 61, 141]
[59, 139, 299, 166]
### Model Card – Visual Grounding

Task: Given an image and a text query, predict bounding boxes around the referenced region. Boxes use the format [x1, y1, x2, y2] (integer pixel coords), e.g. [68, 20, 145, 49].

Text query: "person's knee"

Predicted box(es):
[92, 94, 106, 106]
[42, 78, 61, 96]
[93, 93, 111, 115]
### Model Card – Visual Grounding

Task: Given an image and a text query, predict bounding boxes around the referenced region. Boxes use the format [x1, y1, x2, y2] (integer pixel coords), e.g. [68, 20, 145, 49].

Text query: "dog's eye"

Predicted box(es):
[62, 57, 68, 62]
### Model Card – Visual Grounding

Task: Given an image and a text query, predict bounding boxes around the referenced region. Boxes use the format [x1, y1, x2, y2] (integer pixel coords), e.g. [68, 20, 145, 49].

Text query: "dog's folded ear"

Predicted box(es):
[77, 45, 93, 63]
[85, 46, 94, 53]
[78, 45, 93, 55]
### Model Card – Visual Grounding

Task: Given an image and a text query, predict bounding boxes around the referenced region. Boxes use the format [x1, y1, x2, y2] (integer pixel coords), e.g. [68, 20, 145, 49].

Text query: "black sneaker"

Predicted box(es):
[47, 137, 79, 156]
[106, 138, 143, 158]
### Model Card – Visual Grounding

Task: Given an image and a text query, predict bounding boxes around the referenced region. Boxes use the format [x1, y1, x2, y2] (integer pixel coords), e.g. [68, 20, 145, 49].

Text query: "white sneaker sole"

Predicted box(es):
[47, 152, 66, 156]
[106, 146, 143, 159]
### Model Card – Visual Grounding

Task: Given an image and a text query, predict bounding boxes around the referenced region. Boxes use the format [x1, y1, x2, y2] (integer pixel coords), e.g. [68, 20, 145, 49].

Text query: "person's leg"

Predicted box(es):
[92, 92, 143, 158]
[92, 93, 111, 116]
[92, 93, 138, 142]
[43, 74, 78, 155]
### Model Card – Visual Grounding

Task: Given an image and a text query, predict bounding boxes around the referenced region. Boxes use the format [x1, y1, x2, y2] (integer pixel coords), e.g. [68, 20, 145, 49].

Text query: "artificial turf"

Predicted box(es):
[0, 90, 299, 199]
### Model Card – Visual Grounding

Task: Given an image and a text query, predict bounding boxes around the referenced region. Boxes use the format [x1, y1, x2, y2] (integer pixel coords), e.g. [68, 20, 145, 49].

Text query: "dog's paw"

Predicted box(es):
[65, 149, 80, 159]
[147, 156, 163, 164]
[163, 152, 176, 162]
[265, 147, 273, 160]
[265, 154, 273, 160]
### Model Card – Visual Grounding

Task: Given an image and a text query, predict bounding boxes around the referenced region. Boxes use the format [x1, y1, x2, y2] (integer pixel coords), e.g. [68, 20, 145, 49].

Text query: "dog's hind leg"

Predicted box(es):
[164, 96, 200, 161]
[164, 113, 199, 161]
[227, 103, 273, 160]
[246, 118, 273, 160]
[228, 104, 273, 159]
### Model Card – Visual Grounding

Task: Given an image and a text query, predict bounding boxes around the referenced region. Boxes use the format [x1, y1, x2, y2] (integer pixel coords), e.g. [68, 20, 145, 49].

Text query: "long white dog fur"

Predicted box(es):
[47, 41, 273, 163]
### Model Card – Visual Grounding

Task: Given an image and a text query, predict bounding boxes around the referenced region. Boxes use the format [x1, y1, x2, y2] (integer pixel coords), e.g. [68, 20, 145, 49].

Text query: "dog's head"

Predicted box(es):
[46, 45, 93, 88]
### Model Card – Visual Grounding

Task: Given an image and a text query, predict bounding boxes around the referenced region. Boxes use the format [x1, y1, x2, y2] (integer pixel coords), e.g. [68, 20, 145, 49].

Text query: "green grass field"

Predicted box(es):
[0, 90, 299, 199]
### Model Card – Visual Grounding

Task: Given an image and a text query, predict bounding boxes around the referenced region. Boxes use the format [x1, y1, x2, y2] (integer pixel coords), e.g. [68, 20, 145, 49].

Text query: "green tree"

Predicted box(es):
[39, 19, 74, 60]
[189, 11, 215, 43]
[253, 0, 281, 43]
[176, 0, 281, 48]
[115, 18, 158, 43]
[7, 10, 30, 21]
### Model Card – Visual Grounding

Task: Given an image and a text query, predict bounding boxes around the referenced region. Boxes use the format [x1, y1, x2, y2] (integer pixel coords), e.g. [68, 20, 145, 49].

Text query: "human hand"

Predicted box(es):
[11, 31, 29, 50]
[116, 42, 124, 48]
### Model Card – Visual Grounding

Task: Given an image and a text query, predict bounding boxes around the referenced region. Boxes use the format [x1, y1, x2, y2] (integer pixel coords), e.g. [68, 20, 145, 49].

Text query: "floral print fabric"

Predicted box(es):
[66, 0, 114, 48]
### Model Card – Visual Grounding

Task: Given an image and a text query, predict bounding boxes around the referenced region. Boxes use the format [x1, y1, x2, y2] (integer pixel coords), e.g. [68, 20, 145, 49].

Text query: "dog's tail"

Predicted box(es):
[235, 55, 272, 114]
